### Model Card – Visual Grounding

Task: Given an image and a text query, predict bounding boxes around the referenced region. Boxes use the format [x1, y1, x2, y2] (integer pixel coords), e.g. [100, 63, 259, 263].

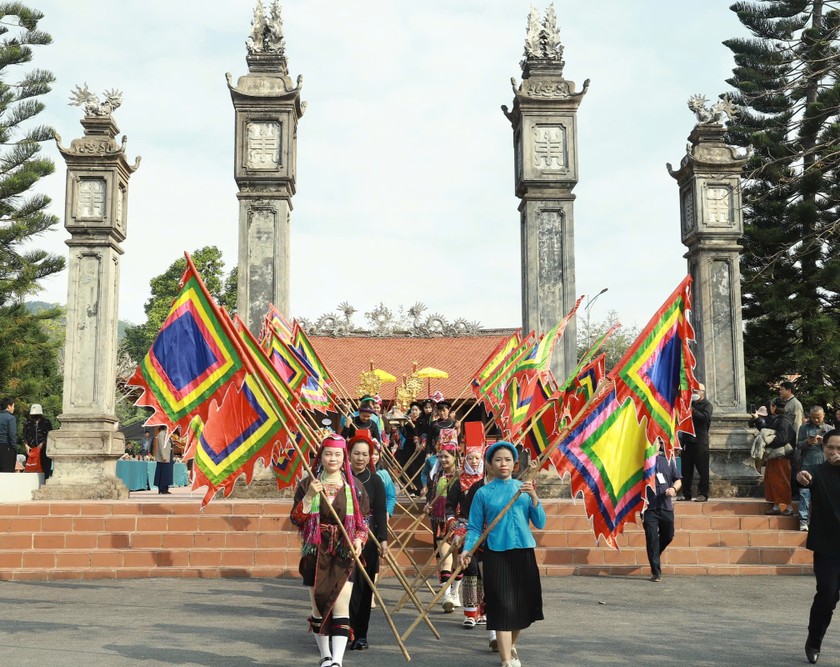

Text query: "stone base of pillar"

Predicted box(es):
[707, 414, 762, 498]
[33, 425, 128, 500]
[225, 460, 294, 499]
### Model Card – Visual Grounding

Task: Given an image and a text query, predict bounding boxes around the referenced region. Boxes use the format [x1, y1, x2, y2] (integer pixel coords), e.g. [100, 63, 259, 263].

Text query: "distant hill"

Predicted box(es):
[25, 301, 134, 341]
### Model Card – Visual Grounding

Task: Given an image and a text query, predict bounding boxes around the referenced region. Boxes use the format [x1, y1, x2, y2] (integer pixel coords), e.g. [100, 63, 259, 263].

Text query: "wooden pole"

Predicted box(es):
[400, 381, 612, 642]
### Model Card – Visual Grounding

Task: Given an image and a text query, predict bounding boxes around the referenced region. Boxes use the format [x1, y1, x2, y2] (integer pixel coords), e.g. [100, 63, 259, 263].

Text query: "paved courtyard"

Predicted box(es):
[0, 574, 827, 666]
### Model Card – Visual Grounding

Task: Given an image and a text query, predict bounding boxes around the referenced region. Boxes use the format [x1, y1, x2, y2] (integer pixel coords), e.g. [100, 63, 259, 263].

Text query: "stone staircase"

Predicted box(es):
[0, 496, 810, 581]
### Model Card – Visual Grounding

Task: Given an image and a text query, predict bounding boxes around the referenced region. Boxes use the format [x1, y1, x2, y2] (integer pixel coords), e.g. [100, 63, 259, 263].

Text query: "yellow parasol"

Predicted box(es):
[415, 366, 449, 395]
[372, 368, 397, 383]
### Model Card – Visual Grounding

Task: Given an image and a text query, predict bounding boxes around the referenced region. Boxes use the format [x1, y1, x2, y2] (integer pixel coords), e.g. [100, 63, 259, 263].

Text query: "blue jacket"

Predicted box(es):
[376, 469, 397, 516]
[464, 477, 546, 553]
[0, 411, 16, 449]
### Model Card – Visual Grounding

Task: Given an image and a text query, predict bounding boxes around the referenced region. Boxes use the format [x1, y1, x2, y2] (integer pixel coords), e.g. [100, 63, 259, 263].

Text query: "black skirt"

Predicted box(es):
[483, 547, 543, 631]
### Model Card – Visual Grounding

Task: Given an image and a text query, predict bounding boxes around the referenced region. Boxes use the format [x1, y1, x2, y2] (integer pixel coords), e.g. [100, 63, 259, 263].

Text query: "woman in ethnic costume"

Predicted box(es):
[461, 441, 545, 667]
[425, 439, 461, 612]
[346, 433, 388, 651]
[445, 444, 486, 628]
[291, 434, 369, 667]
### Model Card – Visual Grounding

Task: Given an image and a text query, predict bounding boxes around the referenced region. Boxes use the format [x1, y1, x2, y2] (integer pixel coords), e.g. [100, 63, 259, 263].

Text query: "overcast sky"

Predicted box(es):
[27, 1, 738, 331]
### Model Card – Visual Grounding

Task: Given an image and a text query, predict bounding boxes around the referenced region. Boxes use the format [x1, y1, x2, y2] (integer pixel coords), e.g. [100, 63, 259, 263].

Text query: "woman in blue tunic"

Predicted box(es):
[460, 441, 545, 667]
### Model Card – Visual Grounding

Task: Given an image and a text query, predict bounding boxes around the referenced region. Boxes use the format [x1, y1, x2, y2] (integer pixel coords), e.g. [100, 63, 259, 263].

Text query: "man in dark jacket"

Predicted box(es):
[677, 383, 713, 502]
[0, 397, 17, 473]
[796, 429, 840, 664]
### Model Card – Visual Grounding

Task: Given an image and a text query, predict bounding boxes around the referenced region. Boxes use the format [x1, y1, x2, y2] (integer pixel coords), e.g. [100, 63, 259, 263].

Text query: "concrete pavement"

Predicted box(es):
[0, 574, 827, 666]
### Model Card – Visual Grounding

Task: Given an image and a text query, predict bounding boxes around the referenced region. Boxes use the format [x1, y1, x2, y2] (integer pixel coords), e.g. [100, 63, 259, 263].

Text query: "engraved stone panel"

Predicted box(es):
[76, 178, 106, 219]
[681, 188, 695, 234]
[246, 121, 281, 169]
[115, 186, 125, 231]
[537, 211, 563, 286]
[73, 252, 101, 408]
[532, 125, 566, 170]
[248, 208, 276, 327]
[711, 258, 736, 405]
[704, 184, 734, 227]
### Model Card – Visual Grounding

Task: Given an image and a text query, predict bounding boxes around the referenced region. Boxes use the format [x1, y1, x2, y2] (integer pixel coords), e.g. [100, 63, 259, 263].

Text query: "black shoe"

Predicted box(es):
[675, 495, 690, 501]
[693, 494, 708, 502]
[806, 644, 820, 664]
[352, 638, 369, 650]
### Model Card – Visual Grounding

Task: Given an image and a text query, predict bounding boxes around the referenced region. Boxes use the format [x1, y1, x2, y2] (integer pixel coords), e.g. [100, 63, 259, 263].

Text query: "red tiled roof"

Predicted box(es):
[310, 335, 509, 401]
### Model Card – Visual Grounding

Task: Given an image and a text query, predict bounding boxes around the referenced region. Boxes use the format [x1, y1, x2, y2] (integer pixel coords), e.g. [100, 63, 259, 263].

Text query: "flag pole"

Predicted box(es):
[400, 380, 614, 642]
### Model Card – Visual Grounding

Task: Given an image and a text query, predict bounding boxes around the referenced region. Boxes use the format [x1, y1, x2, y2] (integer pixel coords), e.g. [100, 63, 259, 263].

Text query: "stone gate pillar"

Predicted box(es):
[229, 0, 305, 332]
[35, 88, 140, 500]
[667, 95, 758, 496]
[504, 5, 588, 383]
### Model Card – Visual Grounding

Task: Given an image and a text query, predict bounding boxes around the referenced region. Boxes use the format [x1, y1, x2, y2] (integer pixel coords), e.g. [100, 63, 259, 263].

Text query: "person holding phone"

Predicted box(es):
[797, 406, 833, 531]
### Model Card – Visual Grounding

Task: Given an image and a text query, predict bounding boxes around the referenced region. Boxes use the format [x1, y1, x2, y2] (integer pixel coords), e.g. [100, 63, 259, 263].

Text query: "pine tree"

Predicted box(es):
[121, 246, 238, 364]
[0, 4, 64, 413]
[724, 0, 840, 406]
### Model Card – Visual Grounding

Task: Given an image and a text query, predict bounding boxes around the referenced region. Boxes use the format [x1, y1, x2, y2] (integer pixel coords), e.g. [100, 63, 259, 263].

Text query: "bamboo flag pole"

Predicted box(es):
[387, 523, 437, 597]
[391, 536, 454, 614]
[365, 528, 440, 640]
[400, 380, 613, 643]
[210, 303, 413, 661]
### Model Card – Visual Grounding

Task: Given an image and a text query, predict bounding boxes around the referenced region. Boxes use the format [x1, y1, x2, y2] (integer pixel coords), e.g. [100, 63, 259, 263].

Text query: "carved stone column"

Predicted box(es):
[504, 6, 588, 384]
[35, 94, 140, 500]
[229, 0, 305, 332]
[667, 98, 757, 496]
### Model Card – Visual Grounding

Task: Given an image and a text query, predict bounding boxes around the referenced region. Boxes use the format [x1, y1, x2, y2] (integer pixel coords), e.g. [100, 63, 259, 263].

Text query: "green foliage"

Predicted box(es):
[576, 310, 640, 371]
[0, 302, 62, 418]
[121, 246, 238, 364]
[0, 2, 63, 306]
[724, 0, 840, 407]
[0, 5, 63, 419]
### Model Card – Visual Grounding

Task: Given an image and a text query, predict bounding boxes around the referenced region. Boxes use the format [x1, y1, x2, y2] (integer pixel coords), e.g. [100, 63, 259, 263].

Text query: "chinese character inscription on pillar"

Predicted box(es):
[705, 185, 734, 227]
[77, 179, 105, 219]
[532, 125, 566, 170]
[246, 121, 281, 169]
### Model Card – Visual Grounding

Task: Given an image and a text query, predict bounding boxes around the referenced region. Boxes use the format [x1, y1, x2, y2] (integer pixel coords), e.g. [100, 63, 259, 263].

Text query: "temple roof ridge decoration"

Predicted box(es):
[298, 301, 493, 338]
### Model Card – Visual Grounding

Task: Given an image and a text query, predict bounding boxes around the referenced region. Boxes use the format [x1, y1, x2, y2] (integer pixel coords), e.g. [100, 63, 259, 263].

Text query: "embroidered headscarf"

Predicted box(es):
[459, 445, 484, 494]
[304, 434, 366, 548]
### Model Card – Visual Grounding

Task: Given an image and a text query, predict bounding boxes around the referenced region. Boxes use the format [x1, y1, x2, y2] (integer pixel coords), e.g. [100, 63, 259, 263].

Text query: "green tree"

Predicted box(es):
[576, 310, 640, 371]
[724, 0, 840, 406]
[0, 4, 64, 417]
[121, 246, 238, 363]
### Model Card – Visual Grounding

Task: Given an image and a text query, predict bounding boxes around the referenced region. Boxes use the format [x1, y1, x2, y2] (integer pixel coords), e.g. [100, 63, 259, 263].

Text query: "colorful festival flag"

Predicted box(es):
[265, 303, 296, 344]
[519, 396, 562, 465]
[128, 256, 245, 431]
[550, 388, 657, 548]
[562, 353, 606, 420]
[190, 374, 288, 505]
[610, 276, 697, 457]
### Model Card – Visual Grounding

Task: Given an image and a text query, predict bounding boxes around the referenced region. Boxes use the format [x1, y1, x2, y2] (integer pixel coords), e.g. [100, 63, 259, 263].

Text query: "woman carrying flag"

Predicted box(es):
[461, 441, 545, 667]
[425, 438, 461, 612]
[291, 434, 369, 667]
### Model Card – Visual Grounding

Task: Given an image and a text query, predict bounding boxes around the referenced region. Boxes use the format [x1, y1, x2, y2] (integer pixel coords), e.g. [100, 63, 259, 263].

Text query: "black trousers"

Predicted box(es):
[680, 443, 709, 498]
[349, 539, 380, 640]
[643, 508, 675, 577]
[808, 552, 840, 648]
[0, 446, 16, 473]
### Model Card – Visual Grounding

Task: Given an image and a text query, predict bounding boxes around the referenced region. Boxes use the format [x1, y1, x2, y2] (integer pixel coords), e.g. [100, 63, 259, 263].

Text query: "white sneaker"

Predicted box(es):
[441, 589, 454, 613]
[451, 580, 462, 608]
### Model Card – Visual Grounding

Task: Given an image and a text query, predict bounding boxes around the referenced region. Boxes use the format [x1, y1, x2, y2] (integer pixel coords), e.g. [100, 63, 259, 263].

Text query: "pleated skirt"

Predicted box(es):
[483, 547, 544, 631]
